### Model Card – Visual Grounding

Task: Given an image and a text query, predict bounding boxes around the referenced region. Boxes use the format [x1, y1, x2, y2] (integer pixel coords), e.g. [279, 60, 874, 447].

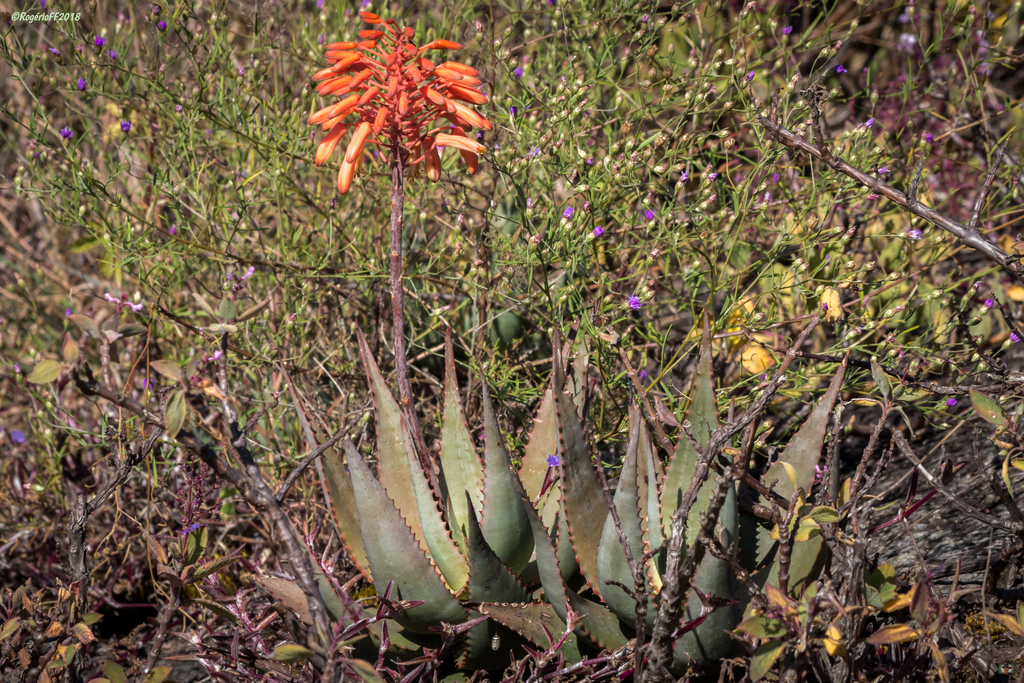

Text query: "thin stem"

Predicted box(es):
[389, 142, 435, 489]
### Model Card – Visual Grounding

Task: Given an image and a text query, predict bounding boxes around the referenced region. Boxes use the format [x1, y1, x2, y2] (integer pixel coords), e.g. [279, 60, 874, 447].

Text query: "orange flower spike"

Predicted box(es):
[311, 14, 490, 194]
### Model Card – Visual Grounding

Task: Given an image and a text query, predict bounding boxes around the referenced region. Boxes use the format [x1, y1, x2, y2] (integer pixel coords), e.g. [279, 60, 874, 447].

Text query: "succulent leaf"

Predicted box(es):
[673, 480, 739, 666]
[554, 353, 608, 598]
[636, 412, 666, 591]
[597, 404, 655, 626]
[763, 355, 848, 500]
[464, 492, 530, 605]
[518, 387, 561, 529]
[478, 603, 582, 663]
[565, 590, 631, 652]
[521, 491, 570, 624]
[343, 439, 467, 632]
[480, 378, 535, 575]
[439, 331, 485, 550]
[661, 313, 719, 543]
[357, 331, 469, 593]
[321, 446, 372, 580]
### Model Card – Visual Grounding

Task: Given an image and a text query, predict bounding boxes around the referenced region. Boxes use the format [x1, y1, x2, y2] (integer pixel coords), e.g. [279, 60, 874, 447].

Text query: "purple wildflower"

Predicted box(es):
[906, 229, 922, 240]
[153, 5, 161, 14]
[835, 65, 846, 74]
[865, 117, 875, 128]
[628, 295, 642, 311]
[644, 209, 655, 220]
[877, 167, 889, 174]
[60, 127, 73, 139]
[707, 172, 719, 181]
[547, 454, 560, 467]
[94, 35, 107, 48]
[563, 206, 574, 219]
[181, 522, 200, 536]
[108, 49, 118, 60]
[782, 26, 793, 34]
[510, 105, 518, 116]
[925, 133, 934, 143]
[49, 47, 59, 56]
[679, 172, 689, 182]
[65, 308, 72, 317]
[11, 430, 26, 444]
[169, 224, 177, 235]
[175, 104, 183, 113]
[121, 119, 132, 133]
[984, 299, 994, 308]
[746, 71, 755, 81]
[1012, 333, 1020, 343]
[593, 226, 604, 237]
[772, 171, 779, 182]
[514, 67, 524, 78]
[946, 398, 957, 407]
[77, 77, 86, 91]
[158, 20, 166, 30]
[529, 146, 540, 158]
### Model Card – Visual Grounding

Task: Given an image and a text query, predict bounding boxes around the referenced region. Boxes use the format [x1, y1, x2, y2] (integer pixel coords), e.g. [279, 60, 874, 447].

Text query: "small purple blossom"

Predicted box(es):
[707, 172, 718, 181]
[238, 67, 245, 76]
[153, 5, 161, 14]
[10, 430, 25, 444]
[763, 191, 771, 203]
[877, 166, 889, 174]
[121, 119, 132, 133]
[181, 522, 201, 536]
[108, 49, 118, 60]
[77, 77, 86, 91]
[529, 146, 540, 159]
[563, 206, 574, 219]
[60, 127, 73, 140]
[1012, 333, 1020, 343]
[925, 133, 934, 143]
[946, 398, 957, 407]
[510, 105, 518, 116]
[169, 224, 177, 235]
[746, 71, 755, 81]
[639, 370, 647, 380]
[65, 308, 72, 317]
[94, 35, 107, 48]
[175, 104, 183, 113]
[679, 172, 689, 182]
[547, 454, 560, 468]
[593, 226, 604, 237]
[835, 65, 846, 74]
[628, 295, 642, 311]
[158, 20, 166, 30]
[644, 209, 655, 221]
[48, 47, 60, 56]
[984, 299, 994, 308]
[864, 117, 875, 128]
[782, 26, 793, 35]
[514, 66, 524, 78]
[772, 171, 779, 182]
[906, 229, 922, 240]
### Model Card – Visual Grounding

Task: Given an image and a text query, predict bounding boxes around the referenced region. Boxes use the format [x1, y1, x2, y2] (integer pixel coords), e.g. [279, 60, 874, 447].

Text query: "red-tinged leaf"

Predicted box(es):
[344, 440, 467, 632]
[254, 576, 313, 624]
[597, 403, 655, 626]
[865, 624, 920, 644]
[662, 312, 720, 544]
[70, 622, 95, 645]
[438, 329, 484, 551]
[320, 443, 372, 580]
[553, 343, 606, 598]
[749, 640, 785, 681]
[517, 387, 560, 529]
[480, 378, 534, 575]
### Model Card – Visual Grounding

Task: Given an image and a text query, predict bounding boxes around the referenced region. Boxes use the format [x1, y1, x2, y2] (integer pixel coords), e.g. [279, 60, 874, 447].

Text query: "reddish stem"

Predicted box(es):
[389, 141, 436, 491]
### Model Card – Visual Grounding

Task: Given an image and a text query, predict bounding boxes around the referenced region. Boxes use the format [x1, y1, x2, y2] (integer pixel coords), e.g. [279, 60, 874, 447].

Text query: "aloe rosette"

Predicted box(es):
[259, 323, 846, 672]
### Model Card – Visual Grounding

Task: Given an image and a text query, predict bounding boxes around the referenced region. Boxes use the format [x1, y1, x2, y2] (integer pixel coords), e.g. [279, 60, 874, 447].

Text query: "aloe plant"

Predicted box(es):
[259, 323, 846, 673]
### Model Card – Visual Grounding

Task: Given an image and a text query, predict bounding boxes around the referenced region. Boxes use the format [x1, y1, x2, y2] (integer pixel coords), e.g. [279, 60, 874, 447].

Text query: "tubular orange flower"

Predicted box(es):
[308, 12, 492, 194]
